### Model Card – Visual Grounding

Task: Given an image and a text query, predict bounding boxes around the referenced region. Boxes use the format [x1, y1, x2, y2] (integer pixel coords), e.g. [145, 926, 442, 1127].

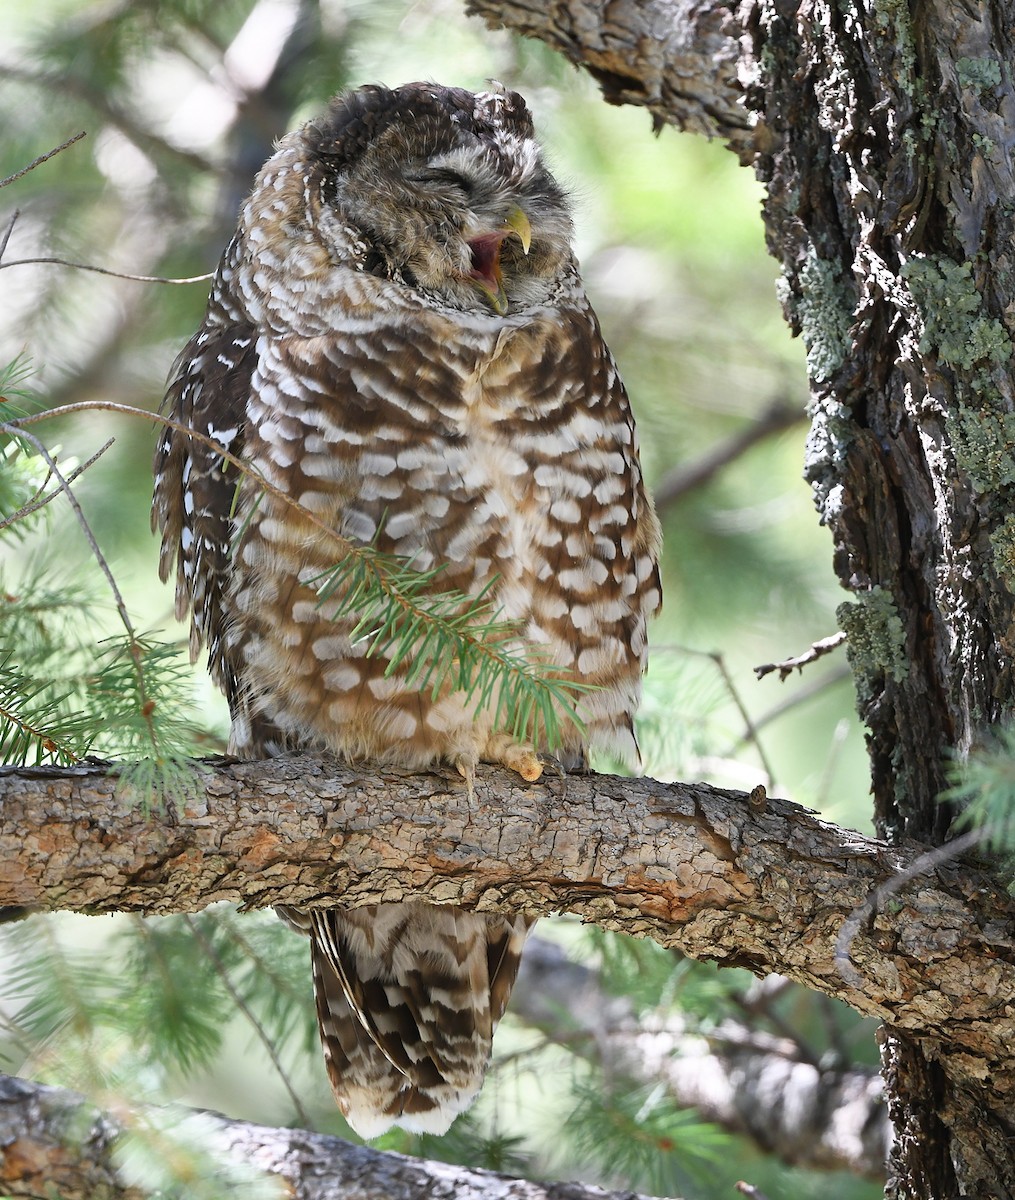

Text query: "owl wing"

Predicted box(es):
[152, 308, 256, 705]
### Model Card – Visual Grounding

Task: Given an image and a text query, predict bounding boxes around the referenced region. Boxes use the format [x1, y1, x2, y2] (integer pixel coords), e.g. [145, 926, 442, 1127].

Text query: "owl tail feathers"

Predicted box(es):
[309, 902, 533, 1138]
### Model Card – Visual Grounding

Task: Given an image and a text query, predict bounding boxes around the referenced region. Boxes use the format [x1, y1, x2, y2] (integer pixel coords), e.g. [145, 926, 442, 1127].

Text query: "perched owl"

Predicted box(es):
[153, 82, 661, 1138]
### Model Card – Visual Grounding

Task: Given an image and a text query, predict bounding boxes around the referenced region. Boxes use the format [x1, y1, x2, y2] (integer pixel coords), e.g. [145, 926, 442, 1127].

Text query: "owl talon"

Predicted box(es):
[455, 755, 478, 803]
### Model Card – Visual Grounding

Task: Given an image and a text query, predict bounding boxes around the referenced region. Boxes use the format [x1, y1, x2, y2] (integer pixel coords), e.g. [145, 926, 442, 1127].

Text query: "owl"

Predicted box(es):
[152, 82, 661, 1138]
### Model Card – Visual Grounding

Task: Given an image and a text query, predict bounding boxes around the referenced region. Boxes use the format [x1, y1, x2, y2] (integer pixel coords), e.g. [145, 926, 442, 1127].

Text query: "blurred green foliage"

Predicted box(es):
[0, 1, 882, 1196]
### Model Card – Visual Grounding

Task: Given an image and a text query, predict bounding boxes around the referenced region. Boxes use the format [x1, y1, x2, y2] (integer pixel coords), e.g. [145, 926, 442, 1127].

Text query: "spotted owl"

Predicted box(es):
[152, 82, 661, 1138]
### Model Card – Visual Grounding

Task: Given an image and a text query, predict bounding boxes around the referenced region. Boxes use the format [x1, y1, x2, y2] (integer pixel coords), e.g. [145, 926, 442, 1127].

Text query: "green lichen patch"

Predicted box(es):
[952, 408, 1015, 493]
[956, 56, 1003, 92]
[870, 0, 918, 96]
[901, 255, 1013, 371]
[837, 586, 909, 696]
[990, 515, 1015, 592]
[797, 249, 855, 383]
[972, 132, 998, 156]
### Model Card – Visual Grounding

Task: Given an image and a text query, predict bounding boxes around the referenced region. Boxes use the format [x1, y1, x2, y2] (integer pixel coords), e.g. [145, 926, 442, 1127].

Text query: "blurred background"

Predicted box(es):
[0, 2, 883, 1197]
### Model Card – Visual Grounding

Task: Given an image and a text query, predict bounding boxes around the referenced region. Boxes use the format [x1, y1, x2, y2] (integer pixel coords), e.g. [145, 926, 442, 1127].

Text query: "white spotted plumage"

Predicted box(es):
[152, 82, 660, 1137]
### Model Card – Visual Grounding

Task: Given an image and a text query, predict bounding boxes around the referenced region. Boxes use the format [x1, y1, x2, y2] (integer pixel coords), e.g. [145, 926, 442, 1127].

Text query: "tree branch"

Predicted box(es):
[0, 1072, 678, 1200]
[466, 0, 758, 154]
[514, 938, 890, 1179]
[653, 399, 805, 513]
[1, 755, 1012, 1102]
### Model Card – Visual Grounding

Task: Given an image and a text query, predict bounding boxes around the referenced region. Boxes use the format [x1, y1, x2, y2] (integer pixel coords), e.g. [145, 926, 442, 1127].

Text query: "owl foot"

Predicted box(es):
[482, 733, 544, 783]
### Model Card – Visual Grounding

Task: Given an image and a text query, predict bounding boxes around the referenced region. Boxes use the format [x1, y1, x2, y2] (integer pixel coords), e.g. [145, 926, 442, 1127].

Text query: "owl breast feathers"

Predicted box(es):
[153, 82, 661, 1138]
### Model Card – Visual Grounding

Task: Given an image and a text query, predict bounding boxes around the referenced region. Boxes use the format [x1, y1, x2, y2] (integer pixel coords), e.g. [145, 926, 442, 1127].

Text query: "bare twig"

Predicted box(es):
[0, 257, 213, 285]
[711, 650, 776, 788]
[0, 132, 87, 190]
[0, 438, 115, 533]
[754, 631, 847, 681]
[730, 666, 851, 749]
[653, 642, 777, 787]
[654, 399, 804, 511]
[0, 210, 19, 262]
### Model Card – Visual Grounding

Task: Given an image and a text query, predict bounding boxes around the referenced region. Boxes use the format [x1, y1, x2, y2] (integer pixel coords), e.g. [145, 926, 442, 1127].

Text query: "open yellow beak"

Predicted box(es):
[465, 207, 532, 315]
[503, 206, 532, 255]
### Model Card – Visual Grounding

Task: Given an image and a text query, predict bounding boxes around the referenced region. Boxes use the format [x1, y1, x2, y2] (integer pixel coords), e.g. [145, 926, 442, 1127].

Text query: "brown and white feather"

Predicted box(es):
[153, 82, 660, 1137]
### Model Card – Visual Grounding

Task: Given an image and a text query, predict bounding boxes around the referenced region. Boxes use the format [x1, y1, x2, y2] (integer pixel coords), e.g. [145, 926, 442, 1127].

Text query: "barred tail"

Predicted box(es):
[307, 901, 532, 1138]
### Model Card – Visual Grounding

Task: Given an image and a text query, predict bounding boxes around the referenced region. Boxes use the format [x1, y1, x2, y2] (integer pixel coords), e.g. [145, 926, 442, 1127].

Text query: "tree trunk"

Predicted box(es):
[746, 0, 1015, 1193]
[470, 0, 1015, 1195]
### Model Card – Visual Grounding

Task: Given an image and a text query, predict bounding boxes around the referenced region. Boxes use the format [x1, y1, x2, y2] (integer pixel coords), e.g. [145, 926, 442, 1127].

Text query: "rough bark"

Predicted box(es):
[469, 0, 1015, 1195]
[466, 0, 756, 154]
[1, 756, 1012, 1115]
[0, 1073, 673, 1200]
[516, 937, 891, 1178]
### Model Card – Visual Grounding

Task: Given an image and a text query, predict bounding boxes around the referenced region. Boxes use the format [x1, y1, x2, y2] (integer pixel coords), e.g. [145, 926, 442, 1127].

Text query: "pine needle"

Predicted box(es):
[312, 549, 593, 752]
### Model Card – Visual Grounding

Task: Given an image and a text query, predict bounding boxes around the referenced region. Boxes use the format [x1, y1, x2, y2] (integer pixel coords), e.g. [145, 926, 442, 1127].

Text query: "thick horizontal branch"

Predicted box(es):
[1, 755, 1012, 1099]
[0, 1072, 677, 1200]
[515, 938, 890, 1179]
[467, 0, 760, 155]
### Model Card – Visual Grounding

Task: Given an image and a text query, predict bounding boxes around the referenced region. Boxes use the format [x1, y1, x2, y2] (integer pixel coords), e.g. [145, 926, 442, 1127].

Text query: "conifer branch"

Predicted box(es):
[0, 752, 1011, 1105]
[0, 1072, 675, 1200]
[7, 401, 589, 751]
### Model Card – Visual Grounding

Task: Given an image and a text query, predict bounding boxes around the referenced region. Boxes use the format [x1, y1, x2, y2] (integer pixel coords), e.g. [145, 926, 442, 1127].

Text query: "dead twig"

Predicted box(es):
[0, 132, 87, 190]
[754, 631, 847, 681]
[0, 257, 212, 285]
[0, 209, 19, 261]
[654, 398, 804, 511]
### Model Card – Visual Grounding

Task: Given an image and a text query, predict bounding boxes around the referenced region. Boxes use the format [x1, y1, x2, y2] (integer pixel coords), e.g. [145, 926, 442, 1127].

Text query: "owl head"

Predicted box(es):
[238, 82, 574, 318]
